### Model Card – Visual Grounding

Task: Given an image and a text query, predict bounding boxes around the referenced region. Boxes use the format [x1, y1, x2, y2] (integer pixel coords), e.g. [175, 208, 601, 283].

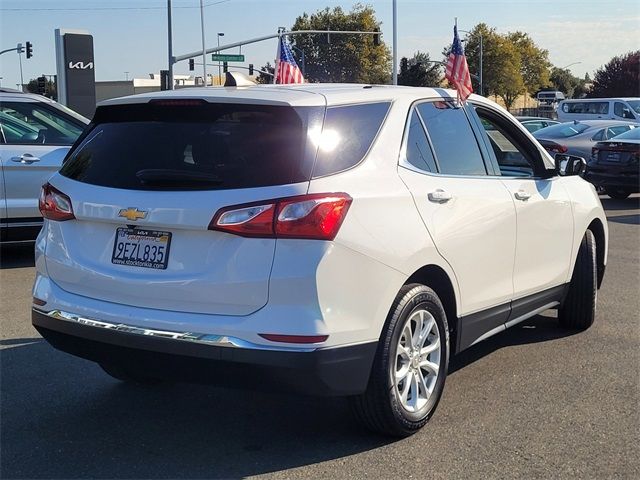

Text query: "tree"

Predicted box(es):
[398, 51, 442, 87]
[588, 51, 640, 98]
[25, 77, 57, 100]
[549, 67, 581, 98]
[507, 31, 550, 96]
[451, 24, 551, 107]
[256, 62, 274, 84]
[290, 4, 391, 83]
[492, 38, 525, 109]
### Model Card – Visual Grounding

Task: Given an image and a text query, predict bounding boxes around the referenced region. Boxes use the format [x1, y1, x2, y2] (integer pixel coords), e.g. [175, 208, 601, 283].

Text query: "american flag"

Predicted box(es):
[276, 39, 304, 84]
[445, 25, 473, 102]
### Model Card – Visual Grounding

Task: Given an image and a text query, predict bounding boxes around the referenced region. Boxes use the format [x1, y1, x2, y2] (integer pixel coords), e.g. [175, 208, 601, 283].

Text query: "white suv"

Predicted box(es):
[32, 85, 607, 436]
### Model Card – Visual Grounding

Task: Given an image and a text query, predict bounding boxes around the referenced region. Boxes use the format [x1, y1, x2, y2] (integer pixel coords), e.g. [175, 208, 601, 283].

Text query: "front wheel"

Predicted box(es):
[350, 284, 449, 437]
[558, 230, 597, 330]
[605, 187, 631, 199]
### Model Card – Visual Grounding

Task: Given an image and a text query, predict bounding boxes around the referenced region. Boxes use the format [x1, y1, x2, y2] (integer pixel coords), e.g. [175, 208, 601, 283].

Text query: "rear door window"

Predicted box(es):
[61, 102, 322, 191]
[606, 125, 632, 139]
[417, 101, 487, 176]
[311, 102, 390, 177]
[0, 101, 84, 145]
[404, 110, 437, 172]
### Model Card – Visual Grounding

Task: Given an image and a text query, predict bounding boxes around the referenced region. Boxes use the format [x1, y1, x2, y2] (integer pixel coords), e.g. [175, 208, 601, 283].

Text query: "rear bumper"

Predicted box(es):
[32, 308, 377, 396]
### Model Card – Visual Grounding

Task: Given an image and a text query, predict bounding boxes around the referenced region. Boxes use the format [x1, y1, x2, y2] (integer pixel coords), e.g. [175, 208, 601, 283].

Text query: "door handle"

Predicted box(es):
[514, 190, 531, 201]
[11, 154, 41, 164]
[428, 189, 452, 203]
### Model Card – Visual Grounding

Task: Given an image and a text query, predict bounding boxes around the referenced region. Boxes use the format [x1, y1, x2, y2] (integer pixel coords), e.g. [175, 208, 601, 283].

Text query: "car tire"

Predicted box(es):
[100, 363, 164, 385]
[605, 187, 631, 200]
[349, 284, 449, 437]
[558, 230, 597, 330]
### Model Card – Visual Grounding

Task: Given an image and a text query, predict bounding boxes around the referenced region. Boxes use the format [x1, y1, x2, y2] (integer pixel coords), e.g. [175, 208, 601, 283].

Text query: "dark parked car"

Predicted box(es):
[586, 127, 640, 199]
[515, 116, 559, 133]
[533, 120, 636, 159]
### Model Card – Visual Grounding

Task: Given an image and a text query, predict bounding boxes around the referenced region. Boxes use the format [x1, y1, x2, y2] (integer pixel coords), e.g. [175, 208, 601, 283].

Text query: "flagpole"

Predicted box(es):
[392, 0, 398, 85]
[273, 30, 281, 84]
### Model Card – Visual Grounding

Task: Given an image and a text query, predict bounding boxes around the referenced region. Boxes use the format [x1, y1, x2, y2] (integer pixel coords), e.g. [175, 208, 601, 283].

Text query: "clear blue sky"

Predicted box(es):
[1, 0, 638, 88]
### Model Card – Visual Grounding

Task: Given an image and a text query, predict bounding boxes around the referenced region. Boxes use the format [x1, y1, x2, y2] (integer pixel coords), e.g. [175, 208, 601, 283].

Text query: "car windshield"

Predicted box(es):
[626, 100, 640, 114]
[534, 122, 590, 138]
[609, 127, 640, 141]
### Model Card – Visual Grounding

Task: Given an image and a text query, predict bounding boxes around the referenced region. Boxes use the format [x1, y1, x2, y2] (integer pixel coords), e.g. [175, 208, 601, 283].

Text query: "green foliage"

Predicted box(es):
[290, 4, 391, 83]
[256, 62, 274, 84]
[398, 51, 442, 87]
[507, 31, 550, 96]
[549, 67, 582, 98]
[450, 24, 550, 108]
[25, 77, 57, 100]
[588, 51, 640, 98]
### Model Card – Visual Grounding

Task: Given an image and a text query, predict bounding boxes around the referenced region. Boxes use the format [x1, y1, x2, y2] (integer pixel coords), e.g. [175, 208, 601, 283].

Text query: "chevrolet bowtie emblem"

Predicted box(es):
[118, 208, 147, 222]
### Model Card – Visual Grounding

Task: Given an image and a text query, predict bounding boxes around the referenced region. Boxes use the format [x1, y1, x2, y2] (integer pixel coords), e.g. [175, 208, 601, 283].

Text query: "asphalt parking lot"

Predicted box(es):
[1, 195, 638, 479]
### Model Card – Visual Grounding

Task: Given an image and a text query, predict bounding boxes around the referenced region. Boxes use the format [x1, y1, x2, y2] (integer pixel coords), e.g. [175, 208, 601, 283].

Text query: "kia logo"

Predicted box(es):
[68, 61, 94, 70]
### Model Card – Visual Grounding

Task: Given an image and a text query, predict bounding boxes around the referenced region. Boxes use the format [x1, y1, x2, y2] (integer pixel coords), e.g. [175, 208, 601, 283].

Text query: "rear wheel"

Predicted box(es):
[558, 230, 597, 330]
[350, 284, 449, 437]
[605, 187, 631, 199]
[100, 363, 164, 385]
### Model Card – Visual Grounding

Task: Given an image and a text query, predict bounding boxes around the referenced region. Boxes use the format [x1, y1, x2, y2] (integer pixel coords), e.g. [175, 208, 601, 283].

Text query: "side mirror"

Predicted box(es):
[555, 154, 586, 176]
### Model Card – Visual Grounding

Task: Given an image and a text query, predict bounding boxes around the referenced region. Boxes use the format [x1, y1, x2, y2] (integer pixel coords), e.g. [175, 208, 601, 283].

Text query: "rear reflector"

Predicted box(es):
[210, 193, 352, 240]
[259, 334, 329, 344]
[33, 297, 47, 306]
[39, 183, 75, 221]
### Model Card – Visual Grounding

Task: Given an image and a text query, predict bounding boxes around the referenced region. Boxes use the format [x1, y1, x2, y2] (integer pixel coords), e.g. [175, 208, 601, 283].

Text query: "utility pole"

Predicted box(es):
[167, 0, 174, 89]
[392, 0, 398, 85]
[199, 0, 208, 86]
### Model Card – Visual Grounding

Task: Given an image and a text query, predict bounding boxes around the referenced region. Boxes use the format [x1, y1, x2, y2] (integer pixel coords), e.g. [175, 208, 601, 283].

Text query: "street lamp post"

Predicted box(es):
[199, 0, 208, 86]
[561, 61, 581, 70]
[217, 33, 225, 84]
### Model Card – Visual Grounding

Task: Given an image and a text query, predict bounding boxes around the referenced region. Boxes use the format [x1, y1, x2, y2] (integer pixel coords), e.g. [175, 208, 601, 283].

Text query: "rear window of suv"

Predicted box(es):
[60, 102, 323, 191]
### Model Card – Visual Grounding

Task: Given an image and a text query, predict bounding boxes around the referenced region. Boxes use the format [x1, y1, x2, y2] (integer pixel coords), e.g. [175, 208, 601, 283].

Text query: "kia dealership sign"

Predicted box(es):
[55, 29, 96, 118]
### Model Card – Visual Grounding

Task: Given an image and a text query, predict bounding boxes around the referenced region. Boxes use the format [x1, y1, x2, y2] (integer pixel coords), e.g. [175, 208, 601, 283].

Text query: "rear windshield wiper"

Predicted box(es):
[136, 169, 223, 187]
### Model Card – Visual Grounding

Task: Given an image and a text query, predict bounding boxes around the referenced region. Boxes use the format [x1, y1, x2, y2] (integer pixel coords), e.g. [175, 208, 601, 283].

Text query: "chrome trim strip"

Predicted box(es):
[41, 309, 317, 352]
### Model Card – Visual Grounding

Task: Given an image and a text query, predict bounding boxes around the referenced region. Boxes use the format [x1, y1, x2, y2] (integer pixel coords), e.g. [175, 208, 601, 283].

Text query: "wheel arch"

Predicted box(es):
[587, 217, 606, 288]
[405, 265, 459, 353]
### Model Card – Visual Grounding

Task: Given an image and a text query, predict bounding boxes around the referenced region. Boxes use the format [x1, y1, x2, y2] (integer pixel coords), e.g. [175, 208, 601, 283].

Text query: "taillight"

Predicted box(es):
[39, 183, 75, 221]
[549, 144, 568, 154]
[209, 193, 352, 240]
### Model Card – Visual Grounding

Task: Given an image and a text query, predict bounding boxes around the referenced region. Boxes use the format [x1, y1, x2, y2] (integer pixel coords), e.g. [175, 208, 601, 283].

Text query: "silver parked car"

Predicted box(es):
[533, 120, 636, 160]
[0, 88, 88, 242]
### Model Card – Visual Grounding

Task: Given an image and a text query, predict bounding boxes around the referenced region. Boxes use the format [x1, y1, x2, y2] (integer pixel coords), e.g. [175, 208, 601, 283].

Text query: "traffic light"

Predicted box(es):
[25, 41, 33, 59]
[37, 76, 46, 95]
[223, 61, 228, 73]
[189, 59, 194, 71]
[248, 64, 254, 75]
[373, 29, 380, 47]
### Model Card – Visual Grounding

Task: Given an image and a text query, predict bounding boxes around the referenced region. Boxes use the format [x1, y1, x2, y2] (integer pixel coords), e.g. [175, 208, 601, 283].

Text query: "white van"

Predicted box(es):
[557, 98, 640, 123]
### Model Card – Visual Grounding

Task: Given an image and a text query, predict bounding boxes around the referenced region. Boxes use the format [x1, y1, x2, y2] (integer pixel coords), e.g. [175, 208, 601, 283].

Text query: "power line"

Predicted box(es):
[0, 0, 230, 12]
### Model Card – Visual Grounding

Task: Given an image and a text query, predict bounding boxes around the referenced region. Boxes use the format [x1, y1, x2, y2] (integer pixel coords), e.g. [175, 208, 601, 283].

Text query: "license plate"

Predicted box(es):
[606, 152, 621, 162]
[111, 228, 171, 269]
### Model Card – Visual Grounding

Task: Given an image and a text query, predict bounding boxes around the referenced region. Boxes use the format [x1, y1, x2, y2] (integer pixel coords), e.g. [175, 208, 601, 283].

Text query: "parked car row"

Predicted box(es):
[532, 119, 638, 198]
[0, 88, 88, 242]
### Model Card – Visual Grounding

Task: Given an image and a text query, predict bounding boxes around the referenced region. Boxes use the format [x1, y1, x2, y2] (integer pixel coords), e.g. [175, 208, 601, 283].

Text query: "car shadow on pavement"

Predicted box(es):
[0, 243, 35, 269]
[449, 313, 579, 375]
[600, 196, 640, 212]
[606, 214, 639, 225]
[2, 313, 579, 479]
